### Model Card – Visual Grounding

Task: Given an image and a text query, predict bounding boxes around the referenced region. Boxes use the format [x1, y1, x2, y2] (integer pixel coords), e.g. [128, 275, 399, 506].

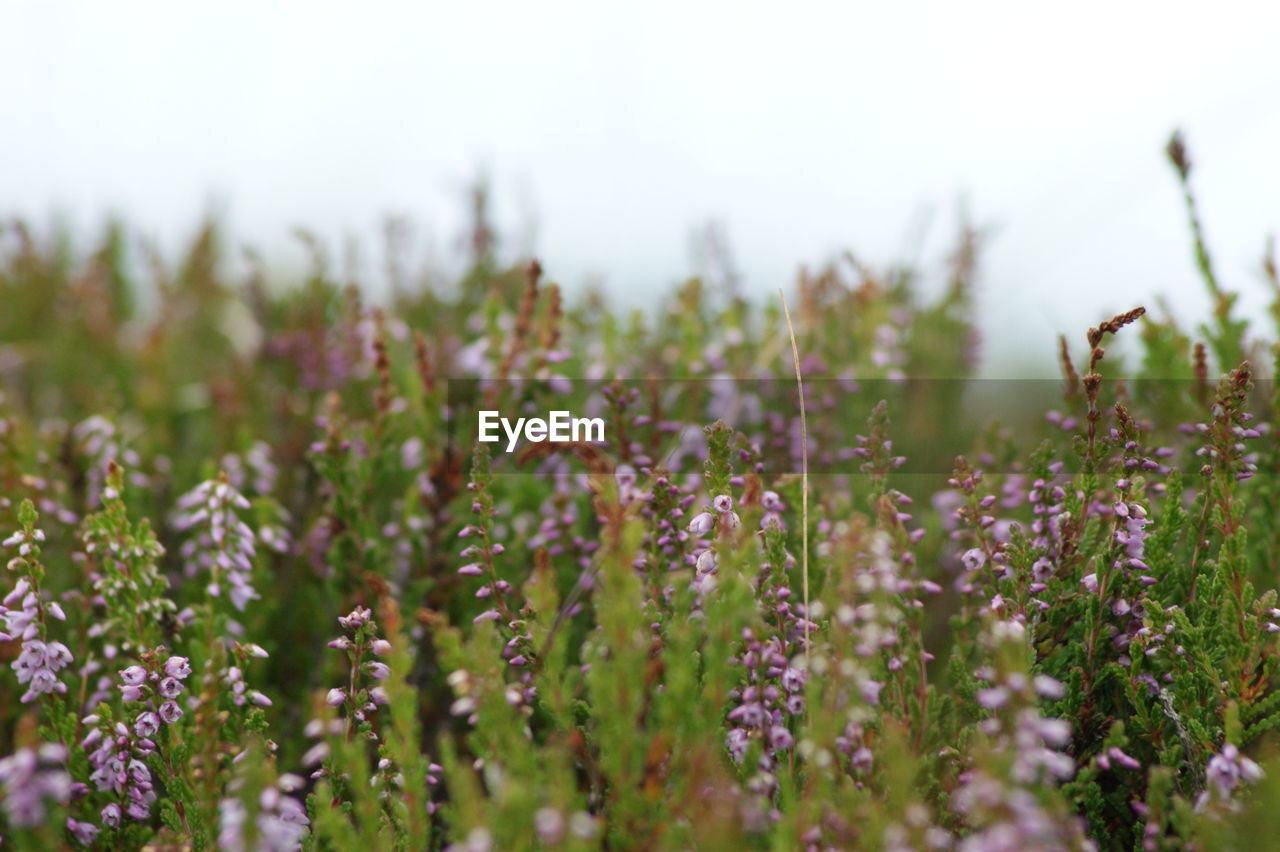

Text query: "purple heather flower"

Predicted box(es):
[326, 688, 346, 707]
[12, 638, 73, 703]
[1204, 743, 1264, 803]
[0, 745, 71, 828]
[3, 519, 75, 703]
[242, 643, 270, 659]
[134, 711, 161, 738]
[1033, 675, 1065, 700]
[164, 656, 192, 679]
[961, 548, 986, 571]
[976, 687, 1010, 710]
[218, 781, 310, 851]
[159, 701, 183, 724]
[781, 666, 806, 693]
[535, 806, 566, 844]
[302, 742, 330, 767]
[174, 477, 259, 611]
[726, 727, 750, 763]
[1107, 747, 1141, 770]
[338, 607, 372, 630]
[712, 494, 733, 514]
[688, 512, 715, 535]
[66, 817, 99, 845]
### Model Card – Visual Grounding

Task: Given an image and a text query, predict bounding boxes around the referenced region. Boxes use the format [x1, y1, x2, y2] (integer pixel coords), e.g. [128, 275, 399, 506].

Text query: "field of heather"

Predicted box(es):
[2, 139, 1280, 852]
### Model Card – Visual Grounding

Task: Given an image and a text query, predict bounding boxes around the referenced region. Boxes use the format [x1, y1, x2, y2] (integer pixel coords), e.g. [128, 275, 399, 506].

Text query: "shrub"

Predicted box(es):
[0, 135, 1278, 850]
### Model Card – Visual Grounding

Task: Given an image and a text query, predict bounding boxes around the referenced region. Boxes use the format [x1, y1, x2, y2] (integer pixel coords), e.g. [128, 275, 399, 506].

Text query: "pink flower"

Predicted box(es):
[976, 687, 1009, 710]
[134, 711, 161, 738]
[687, 513, 715, 535]
[120, 665, 147, 686]
[164, 656, 192, 679]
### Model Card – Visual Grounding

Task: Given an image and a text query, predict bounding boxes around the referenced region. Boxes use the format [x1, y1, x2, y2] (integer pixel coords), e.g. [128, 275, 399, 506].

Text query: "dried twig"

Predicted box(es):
[780, 290, 810, 662]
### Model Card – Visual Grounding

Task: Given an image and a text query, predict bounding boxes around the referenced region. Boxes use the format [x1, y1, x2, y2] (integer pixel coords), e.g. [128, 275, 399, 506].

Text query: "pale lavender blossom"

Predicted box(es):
[688, 512, 715, 536]
[134, 711, 161, 738]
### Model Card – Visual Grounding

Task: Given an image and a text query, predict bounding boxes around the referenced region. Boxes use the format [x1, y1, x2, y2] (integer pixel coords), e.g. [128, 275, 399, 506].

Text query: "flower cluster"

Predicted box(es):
[77, 463, 177, 649]
[687, 493, 742, 595]
[221, 440, 280, 497]
[640, 474, 693, 576]
[72, 415, 148, 510]
[83, 716, 158, 825]
[1197, 743, 1264, 812]
[223, 648, 274, 709]
[954, 620, 1094, 851]
[324, 606, 392, 729]
[727, 629, 800, 770]
[458, 445, 538, 685]
[0, 744, 72, 830]
[217, 778, 310, 852]
[118, 652, 191, 723]
[78, 654, 194, 829]
[2, 503, 74, 703]
[952, 770, 1096, 852]
[173, 475, 259, 610]
[1193, 362, 1262, 481]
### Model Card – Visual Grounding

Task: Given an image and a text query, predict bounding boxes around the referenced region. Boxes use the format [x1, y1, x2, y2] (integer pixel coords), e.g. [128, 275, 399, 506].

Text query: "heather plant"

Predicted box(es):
[0, 136, 1279, 850]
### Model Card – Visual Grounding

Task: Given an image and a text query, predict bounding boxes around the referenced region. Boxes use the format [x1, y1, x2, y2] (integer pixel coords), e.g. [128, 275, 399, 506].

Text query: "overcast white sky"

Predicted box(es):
[2, 0, 1277, 372]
